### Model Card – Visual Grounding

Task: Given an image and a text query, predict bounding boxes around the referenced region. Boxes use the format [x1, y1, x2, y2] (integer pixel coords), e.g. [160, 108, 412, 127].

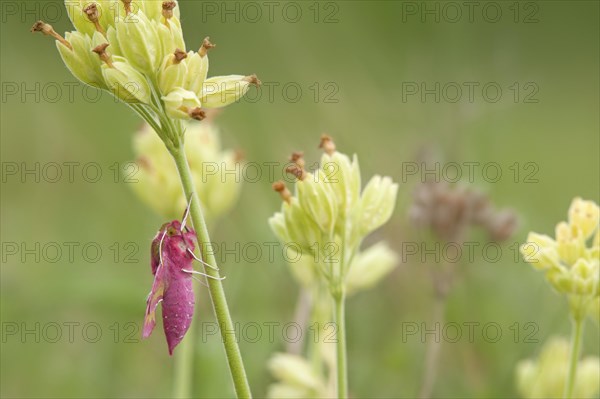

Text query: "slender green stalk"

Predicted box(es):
[419, 259, 453, 399]
[170, 143, 252, 398]
[418, 292, 446, 399]
[173, 335, 194, 398]
[564, 316, 584, 399]
[333, 292, 348, 399]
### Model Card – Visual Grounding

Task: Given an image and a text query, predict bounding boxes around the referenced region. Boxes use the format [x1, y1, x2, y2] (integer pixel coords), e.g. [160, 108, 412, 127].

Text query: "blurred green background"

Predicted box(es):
[1, 0, 599, 397]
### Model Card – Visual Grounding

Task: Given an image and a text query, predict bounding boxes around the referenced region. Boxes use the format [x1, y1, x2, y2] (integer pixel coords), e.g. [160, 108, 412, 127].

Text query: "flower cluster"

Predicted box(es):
[409, 180, 518, 243]
[131, 116, 243, 222]
[520, 198, 599, 319]
[269, 135, 398, 296]
[32, 1, 259, 136]
[267, 351, 335, 398]
[516, 337, 600, 399]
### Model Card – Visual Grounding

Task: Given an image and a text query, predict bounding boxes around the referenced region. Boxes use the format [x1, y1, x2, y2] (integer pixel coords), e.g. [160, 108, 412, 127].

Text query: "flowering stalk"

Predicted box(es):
[520, 198, 599, 399]
[564, 316, 584, 399]
[171, 142, 252, 398]
[333, 292, 348, 398]
[269, 136, 398, 398]
[32, 2, 258, 396]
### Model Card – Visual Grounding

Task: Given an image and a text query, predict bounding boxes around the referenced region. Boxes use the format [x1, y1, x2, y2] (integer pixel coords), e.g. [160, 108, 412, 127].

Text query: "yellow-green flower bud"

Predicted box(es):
[106, 26, 122, 56]
[520, 232, 561, 271]
[155, 17, 185, 58]
[101, 55, 151, 103]
[345, 242, 398, 295]
[282, 198, 322, 253]
[297, 171, 339, 235]
[65, 1, 99, 36]
[555, 221, 586, 266]
[320, 149, 361, 232]
[358, 175, 398, 236]
[158, 49, 188, 94]
[162, 88, 203, 120]
[184, 51, 209, 96]
[268, 212, 291, 245]
[201, 75, 260, 108]
[57, 31, 106, 89]
[114, 10, 160, 75]
[571, 258, 598, 296]
[569, 197, 600, 240]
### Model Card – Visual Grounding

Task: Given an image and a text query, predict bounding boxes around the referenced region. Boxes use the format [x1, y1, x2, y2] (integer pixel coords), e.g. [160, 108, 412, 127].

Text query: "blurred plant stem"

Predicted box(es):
[564, 315, 584, 399]
[287, 289, 312, 355]
[419, 263, 453, 399]
[333, 291, 348, 399]
[173, 334, 194, 397]
[170, 142, 252, 398]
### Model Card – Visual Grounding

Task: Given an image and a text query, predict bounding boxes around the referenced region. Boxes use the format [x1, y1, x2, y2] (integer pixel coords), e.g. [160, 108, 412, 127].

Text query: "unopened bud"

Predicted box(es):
[84, 3, 105, 35]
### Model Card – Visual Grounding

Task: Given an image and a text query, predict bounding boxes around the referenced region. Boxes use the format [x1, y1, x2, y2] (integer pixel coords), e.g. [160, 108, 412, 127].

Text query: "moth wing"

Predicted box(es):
[142, 264, 166, 338]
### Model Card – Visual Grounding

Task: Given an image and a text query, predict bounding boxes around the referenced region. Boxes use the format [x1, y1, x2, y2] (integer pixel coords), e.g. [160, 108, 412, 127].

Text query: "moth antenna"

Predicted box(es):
[181, 193, 194, 231]
[158, 230, 167, 267]
[181, 268, 226, 281]
[190, 274, 209, 287]
[187, 248, 219, 271]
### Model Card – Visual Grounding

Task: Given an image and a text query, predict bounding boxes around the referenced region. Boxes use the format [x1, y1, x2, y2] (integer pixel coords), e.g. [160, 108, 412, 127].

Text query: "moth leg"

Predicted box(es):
[189, 274, 209, 288]
[158, 230, 167, 267]
[181, 268, 226, 281]
[186, 247, 219, 271]
[180, 193, 194, 231]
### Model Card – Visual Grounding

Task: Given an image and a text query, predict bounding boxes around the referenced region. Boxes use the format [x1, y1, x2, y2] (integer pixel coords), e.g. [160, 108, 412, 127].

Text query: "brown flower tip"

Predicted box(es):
[84, 3, 99, 21]
[137, 156, 152, 172]
[121, 0, 132, 14]
[234, 149, 245, 163]
[286, 165, 306, 181]
[189, 107, 207, 121]
[162, 1, 176, 19]
[319, 134, 336, 155]
[198, 37, 216, 57]
[173, 48, 187, 63]
[84, 3, 106, 35]
[31, 20, 51, 34]
[31, 21, 73, 50]
[273, 181, 292, 203]
[289, 151, 305, 169]
[243, 74, 261, 87]
[93, 43, 114, 67]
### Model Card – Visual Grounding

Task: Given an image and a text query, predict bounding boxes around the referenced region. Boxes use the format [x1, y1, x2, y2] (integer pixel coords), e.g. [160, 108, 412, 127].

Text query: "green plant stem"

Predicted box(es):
[170, 143, 252, 398]
[418, 292, 447, 399]
[564, 316, 584, 399]
[333, 292, 348, 399]
[173, 335, 194, 398]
